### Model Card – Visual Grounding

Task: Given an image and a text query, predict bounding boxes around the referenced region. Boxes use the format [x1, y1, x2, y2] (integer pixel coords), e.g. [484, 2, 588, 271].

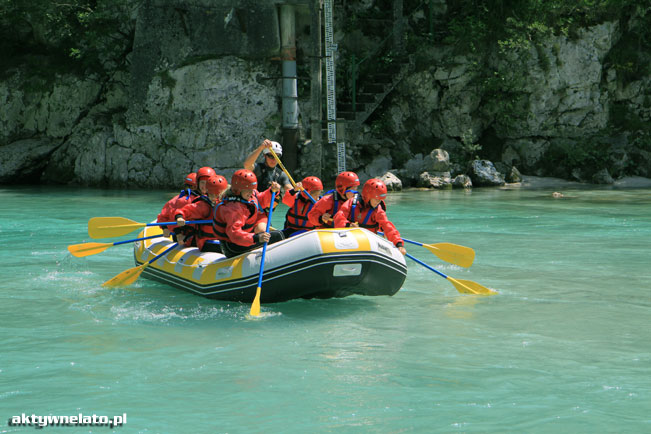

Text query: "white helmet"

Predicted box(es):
[263, 141, 282, 157]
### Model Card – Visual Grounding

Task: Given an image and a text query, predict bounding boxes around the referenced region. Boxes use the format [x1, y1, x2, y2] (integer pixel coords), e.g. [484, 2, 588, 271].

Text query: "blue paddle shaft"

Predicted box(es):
[257, 191, 276, 289]
[306, 191, 317, 203]
[148, 243, 178, 265]
[112, 234, 161, 247]
[405, 253, 448, 280]
[147, 220, 212, 227]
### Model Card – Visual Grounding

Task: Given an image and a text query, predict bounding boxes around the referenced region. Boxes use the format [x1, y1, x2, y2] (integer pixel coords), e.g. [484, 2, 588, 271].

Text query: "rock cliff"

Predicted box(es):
[1, 0, 649, 187]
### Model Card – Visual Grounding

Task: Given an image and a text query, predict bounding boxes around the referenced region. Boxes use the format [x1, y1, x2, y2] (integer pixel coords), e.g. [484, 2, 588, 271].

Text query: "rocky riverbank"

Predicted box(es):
[1, 1, 649, 188]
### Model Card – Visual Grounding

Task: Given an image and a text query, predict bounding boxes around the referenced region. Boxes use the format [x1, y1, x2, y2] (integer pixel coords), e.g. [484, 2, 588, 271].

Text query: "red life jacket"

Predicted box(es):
[177, 195, 218, 250]
[334, 197, 402, 246]
[211, 194, 263, 246]
[284, 192, 316, 231]
[307, 191, 346, 228]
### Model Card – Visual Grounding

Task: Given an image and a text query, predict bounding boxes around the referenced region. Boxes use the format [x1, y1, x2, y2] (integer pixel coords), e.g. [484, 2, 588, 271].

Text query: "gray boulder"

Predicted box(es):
[469, 160, 505, 186]
[423, 148, 450, 172]
[380, 172, 402, 191]
[419, 171, 453, 189]
[452, 174, 473, 188]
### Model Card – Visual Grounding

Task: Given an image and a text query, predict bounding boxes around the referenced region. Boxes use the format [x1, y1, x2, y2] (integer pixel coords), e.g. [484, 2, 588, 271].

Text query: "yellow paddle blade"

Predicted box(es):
[250, 287, 262, 316]
[67, 242, 112, 258]
[448, 277, 497, 296]
[88, 217, 146, 239]
[102, 263, 148, 288]
[423, 242, 475, 268]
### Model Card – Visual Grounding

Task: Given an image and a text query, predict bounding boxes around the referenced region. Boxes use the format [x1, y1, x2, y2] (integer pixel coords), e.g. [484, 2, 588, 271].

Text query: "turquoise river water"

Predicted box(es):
[1, 185, 650, 433]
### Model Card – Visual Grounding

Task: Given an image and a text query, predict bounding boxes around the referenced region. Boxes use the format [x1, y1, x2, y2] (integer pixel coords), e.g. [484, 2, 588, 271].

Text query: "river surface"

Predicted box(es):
[1, 185, 650, 433]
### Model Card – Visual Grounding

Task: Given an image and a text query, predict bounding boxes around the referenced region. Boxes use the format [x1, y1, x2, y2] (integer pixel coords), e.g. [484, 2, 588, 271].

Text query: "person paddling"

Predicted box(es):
[212, 169, 285, 258]
[174, 175, 228, 252]
[308, 171, 360, 228]
[244, 139, 292, 214]
[334, 178, 406, 255]
[282, 176, 324, 237]
[157, 172, 200, 243]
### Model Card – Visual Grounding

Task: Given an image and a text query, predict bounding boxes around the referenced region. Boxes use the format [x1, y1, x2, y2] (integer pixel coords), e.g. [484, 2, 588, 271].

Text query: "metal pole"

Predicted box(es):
[310, 0, 323, 178]
[280, 4, 298, 172]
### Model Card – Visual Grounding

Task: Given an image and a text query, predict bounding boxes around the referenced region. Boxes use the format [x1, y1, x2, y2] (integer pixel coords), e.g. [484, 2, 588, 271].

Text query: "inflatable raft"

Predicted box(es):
[133, 225, 407, 303]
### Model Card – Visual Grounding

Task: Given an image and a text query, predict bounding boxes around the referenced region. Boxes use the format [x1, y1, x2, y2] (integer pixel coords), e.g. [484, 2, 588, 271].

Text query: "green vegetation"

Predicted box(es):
[442, 1, 649, 55]
[0, 0, 137, 75]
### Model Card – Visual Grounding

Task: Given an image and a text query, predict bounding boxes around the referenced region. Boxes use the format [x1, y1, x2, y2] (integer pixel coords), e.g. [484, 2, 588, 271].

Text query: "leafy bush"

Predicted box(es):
[0, 0, 137, 75]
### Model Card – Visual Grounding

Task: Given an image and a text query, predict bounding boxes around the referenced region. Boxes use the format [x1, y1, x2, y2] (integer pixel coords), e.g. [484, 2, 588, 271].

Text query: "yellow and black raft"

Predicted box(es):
[133, 225, 408, 303]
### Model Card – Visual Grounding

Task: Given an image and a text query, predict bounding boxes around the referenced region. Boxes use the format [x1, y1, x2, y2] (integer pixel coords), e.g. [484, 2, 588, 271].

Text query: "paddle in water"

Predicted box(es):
[88, 216, 211, 239]
[405, 253, 496, 295]
[103, 243, 179, 287]
[68, 234, 164, 258]
[250, 191, 276, 317]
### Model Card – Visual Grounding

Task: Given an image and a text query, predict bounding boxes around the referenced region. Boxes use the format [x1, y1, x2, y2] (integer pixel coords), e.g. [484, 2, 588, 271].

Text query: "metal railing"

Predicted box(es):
[346, 0, 435, 113]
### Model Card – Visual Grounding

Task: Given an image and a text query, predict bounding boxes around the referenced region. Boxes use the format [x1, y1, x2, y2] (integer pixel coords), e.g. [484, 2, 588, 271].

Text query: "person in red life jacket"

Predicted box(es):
[157, 172, 200, 243]
[196, 166, 217, 195]
[212, 169, 285, 258]
[174, 175, 228, 252]
[282, 176, 324, 237]
[307, 171, 360, 228]
[333, 178, 406, 255]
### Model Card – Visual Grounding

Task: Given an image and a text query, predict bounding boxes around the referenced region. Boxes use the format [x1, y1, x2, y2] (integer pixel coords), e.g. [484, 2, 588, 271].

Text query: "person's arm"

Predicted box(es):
[224, 204, 257, 246]
[308, 196, 332, 227]
[257, 183, 281, 209]
[243, 139, 272, 171]
[176, 201, 208, 223]
[334, 199, 355, 228]
[282, 189, 297, 207]
[333, 204, 350, 228]
[375, 208, 405, 253]
[157, 199, 174, 223]
[278, 171, 293, 192]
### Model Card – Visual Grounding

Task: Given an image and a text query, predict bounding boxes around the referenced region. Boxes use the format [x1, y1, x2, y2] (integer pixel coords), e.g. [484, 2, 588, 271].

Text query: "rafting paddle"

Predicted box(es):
[250, 191, 276, 317]
[405, 253, 496, 295]
[268, 147, 317, 204]
[103, 243, 178, 287]
[378, 233, 475, 268]
[68, 234, 164, 258]
[88, 217, 211, 239]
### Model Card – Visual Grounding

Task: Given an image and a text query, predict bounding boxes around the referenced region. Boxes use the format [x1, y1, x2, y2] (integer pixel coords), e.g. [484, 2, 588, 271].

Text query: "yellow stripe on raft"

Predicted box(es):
[317, 228, 371, 253]
[199, 256, 245, 284]
[138, 240, 245, 284]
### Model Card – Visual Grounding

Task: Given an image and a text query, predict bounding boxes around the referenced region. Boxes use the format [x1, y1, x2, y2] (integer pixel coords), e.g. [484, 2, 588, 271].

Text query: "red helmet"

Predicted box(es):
[197, 166, 216, 181]
[231, 169, 257, 191]
[335, 171, 360, 195]
[184, 173, 197, 188]
[206, 175, 228, 196]
[362, 178, 388, 202]
[301, 176, 323, 192]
